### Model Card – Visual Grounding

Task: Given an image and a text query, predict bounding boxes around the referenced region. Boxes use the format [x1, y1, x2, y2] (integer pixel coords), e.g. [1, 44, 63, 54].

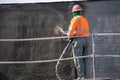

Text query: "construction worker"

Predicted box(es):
[58, 4, 90, 80]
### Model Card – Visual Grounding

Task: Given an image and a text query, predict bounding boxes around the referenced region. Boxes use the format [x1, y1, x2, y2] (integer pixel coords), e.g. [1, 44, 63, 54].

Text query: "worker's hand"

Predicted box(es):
[58, 28, 64, 34]
[57, 28, 68, 36]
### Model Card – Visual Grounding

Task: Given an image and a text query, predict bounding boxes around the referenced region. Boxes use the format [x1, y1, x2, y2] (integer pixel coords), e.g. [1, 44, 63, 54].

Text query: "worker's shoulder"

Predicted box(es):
[71, 16, 82, 22]
[71, 16, 80, 22]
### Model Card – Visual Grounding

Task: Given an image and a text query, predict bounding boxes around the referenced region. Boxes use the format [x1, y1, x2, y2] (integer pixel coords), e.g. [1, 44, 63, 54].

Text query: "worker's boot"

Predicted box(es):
[73, 77, 80, 80]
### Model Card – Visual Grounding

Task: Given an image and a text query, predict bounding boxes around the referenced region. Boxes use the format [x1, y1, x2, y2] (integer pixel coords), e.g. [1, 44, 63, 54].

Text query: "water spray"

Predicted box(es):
[54, 26, 63, 35]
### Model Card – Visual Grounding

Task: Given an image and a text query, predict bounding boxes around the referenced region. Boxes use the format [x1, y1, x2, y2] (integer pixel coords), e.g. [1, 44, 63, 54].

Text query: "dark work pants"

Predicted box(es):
[72, 37, 89, 78]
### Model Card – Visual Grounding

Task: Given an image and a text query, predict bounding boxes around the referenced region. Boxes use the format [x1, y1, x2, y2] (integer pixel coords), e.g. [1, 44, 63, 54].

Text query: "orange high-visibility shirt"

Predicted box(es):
[68, 16, 90, 36]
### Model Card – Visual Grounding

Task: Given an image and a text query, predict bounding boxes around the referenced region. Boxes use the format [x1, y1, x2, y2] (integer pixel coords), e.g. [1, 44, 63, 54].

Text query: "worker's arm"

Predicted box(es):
[58, 28, 68, 36]
[68, 18, 77, 37]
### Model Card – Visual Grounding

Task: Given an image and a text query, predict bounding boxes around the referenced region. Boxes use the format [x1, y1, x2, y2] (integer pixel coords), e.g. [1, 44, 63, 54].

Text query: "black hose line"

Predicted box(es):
[55, 39, 73, 80]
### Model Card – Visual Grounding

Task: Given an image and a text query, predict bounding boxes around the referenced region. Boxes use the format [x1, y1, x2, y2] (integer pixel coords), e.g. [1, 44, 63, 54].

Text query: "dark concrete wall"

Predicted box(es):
[0, 2, 75, 80]
[0, 1, 120, 80]
[84, 1, 120, 79]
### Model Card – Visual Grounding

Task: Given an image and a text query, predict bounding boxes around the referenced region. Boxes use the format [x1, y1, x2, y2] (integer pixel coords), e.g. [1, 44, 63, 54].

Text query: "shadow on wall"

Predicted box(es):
[0, 72, 10, 80]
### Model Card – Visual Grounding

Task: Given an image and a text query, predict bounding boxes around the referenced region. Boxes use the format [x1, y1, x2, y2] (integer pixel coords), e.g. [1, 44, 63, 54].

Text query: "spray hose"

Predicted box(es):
[55, 39, 73, 80]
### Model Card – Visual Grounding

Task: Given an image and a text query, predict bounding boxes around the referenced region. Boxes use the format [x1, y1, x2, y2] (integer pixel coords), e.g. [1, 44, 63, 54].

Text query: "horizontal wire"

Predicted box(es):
[0, 36, 68, 42]
[94, 33, 120, 36]
[96, 54, 120, 58]
[0, 54, 92, 64]
[0, 54, 119, 64]
[0, 35, 89, 42]
[0, 33, 120, 42]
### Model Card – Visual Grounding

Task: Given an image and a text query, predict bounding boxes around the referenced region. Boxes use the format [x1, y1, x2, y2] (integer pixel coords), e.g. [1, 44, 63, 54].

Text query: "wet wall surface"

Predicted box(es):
[0, 0, 120, 80]
[0, 2, 75, 80]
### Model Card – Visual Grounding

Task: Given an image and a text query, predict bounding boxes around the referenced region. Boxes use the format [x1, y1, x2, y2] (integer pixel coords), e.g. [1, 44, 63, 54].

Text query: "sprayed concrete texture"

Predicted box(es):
[0, 1, 120, 80]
